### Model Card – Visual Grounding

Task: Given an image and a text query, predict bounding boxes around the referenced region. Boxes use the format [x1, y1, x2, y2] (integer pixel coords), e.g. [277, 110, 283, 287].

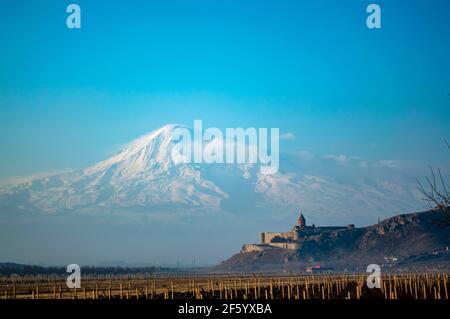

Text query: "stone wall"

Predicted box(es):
[260, 231, 292, 244]
[266, 242, 298, 250]
[241, 244, 265, 253]
[241, 242, 299, 253]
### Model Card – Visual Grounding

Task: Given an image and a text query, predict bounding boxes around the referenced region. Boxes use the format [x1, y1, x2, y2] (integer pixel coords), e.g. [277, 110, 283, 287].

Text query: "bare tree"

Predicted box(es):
[417, 141, 450, 226]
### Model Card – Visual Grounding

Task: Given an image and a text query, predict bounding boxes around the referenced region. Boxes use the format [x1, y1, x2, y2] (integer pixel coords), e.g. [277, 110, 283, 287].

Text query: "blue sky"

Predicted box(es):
[0, 0, 449, 180]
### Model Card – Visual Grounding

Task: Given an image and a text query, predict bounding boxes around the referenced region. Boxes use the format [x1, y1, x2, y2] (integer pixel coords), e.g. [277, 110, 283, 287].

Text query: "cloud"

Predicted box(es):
[0, 170, 71, 187]
[379, 160, 404, 169]
[289, 150, 315, 161]
[280, 132, 296, 140]
[324, 154, 348, 164]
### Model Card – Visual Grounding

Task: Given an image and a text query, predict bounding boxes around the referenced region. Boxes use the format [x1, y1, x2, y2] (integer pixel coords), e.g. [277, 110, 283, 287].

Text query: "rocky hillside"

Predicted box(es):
[213, 210, 450, 272]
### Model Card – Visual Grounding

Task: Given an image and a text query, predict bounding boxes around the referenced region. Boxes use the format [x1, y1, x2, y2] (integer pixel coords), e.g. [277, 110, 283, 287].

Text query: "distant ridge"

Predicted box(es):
[0, 263, 185, 276]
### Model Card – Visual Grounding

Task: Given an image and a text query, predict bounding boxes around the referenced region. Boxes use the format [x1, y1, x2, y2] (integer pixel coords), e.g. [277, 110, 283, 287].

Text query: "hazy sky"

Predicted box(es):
[0, 0, 449, 180]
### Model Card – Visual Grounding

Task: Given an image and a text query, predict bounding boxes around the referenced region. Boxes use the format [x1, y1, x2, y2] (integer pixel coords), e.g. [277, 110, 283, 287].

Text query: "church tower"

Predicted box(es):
[297, 212, 306, 228]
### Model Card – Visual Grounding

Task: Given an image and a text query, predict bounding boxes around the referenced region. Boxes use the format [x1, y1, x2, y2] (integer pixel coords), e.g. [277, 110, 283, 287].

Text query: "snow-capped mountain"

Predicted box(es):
[0, 124, 424, 225]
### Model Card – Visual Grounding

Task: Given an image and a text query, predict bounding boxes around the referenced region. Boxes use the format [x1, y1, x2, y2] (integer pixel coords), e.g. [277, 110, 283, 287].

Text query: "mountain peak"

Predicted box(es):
[122, 123, 186, 152]
[85, 124, 188, 176]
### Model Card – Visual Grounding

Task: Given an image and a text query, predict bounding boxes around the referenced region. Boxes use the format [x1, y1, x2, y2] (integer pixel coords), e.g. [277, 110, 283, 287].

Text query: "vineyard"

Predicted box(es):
[1, 273, 448, 300]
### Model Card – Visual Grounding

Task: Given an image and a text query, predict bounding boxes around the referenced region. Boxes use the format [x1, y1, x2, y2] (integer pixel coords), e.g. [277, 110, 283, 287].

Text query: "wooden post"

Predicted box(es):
[151, 282, 154, 299]
[269, 280, 273, 299]
[305, 283, 309, 299]
[414, 281, 418, 299]
[444, 275, 448, 300]
[257, 278, 260, 299]
[437, 278, 441, 299]
[389, 280, 392, 300]
[383, 281, 387, 299]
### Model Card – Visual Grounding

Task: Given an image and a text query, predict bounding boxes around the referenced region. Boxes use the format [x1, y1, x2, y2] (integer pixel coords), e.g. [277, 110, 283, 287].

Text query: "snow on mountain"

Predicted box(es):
[0, 125, 228, 214]
[0, 124, 424, 224]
